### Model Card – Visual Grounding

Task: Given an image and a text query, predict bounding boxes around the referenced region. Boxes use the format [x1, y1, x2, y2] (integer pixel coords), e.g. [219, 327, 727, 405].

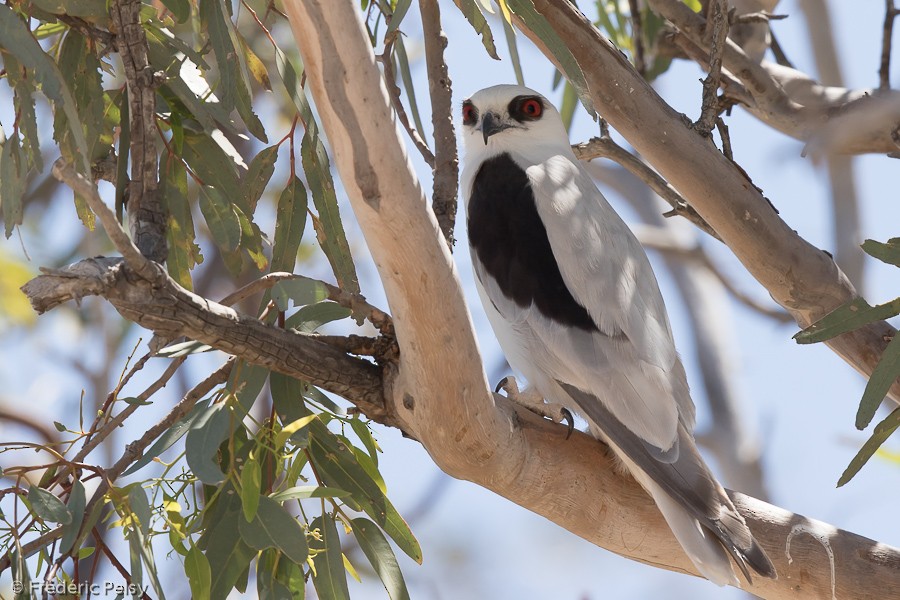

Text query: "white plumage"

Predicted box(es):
[461, 84, 775, 586]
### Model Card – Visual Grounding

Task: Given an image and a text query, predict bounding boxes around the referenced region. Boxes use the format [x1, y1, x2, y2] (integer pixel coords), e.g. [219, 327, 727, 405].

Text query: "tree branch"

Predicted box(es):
[419, 0, 459, 248]
[649, 0, 900, 156]
[110, 0, 166, 262]
[278, 2, 900, 597]
[880, 0, 899, 90]
[524, 0, 900, 408]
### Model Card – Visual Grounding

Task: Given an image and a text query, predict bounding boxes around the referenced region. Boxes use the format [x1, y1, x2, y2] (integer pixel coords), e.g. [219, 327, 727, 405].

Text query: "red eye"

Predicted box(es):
[462, 102, 477, 125]
[521, 98, 542, 118]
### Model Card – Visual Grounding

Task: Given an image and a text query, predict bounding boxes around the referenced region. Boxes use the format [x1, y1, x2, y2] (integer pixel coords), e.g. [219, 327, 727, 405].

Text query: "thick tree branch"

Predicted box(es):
[110, 0, 166, 261]
[279, 2, 900, 597]
[526, 0, 900, 407]
[21, 258, 389, 425]
[649, 0, 900, 156]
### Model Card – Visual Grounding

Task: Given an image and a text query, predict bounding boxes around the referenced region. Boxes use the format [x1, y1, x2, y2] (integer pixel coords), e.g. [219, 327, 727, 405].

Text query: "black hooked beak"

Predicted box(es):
[481, 112, 506, 145]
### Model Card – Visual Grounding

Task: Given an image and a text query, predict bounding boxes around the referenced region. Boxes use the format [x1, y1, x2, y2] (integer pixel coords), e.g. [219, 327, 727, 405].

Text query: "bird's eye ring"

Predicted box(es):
[462, 102, 478, 125]
[521, 98, 542, 118]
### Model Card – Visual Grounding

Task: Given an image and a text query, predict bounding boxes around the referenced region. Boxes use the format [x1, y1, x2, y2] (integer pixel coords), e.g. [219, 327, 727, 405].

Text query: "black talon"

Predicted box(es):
[494, 376, 510, 394]
[562, 408, 575, 440]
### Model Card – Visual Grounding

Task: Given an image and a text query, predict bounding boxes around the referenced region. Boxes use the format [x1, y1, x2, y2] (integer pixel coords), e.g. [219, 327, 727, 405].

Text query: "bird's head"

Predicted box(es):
[460, 85, 570, 159]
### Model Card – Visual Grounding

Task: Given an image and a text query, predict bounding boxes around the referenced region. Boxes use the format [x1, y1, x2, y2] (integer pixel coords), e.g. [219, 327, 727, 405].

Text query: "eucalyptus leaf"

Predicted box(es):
[838, 405, 900, 487]
[310, 515, 350, 600]
[185, 404, 231, 484]
[351, 517, 411, 600]
[794, 297, 900, 344]
[27, 486, 72, 524]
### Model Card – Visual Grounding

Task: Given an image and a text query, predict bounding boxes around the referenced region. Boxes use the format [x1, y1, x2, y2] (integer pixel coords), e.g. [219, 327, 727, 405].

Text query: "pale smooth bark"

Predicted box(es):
[279, 2, 900, 597]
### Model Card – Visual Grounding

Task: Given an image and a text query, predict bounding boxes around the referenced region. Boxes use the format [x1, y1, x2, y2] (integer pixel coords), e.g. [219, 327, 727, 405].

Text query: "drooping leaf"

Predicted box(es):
[384, 0, 413, 39]
[183, 132, 242, 195]
[301, 128, 360, 295]
[162, 153, 202, 290]
[199, 185, 242, 254]
[2, 51, 42, 173]
[160, 0, 190, 23]
[838, 405, 900, 487]
[27, 486, 72, 524]
[199, 0, 237, 112]
[309, 515, 350, 600]
[862, 238, 900, 268]
[393, 37, 427, 137]
[228, 360, 269, 416]
[501, 12, 525, 85]
[349, 418, 380, 467]
[351, 517, 411, 600]
[794, 297, 900, 344]
[185, 545, 212, 600]
[271, 176, 309, 273]
[856, 334, 900, 430]
[235, 203, 269, 272]
[243, 145, 280, 214]
[59, 479, 86, 554]
[204, 496, 255, 599]
[452, 0, 500, 59]
[1, 137, 25, 239]
[240, 458, 262, 522]
[238, 495, 309, 564]
[0, 4, 90, 173]
[185, 403, 231, 484]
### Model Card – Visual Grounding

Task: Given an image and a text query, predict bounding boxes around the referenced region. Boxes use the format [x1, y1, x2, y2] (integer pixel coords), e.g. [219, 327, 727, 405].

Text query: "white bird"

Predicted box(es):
[460, 84, 775, 586]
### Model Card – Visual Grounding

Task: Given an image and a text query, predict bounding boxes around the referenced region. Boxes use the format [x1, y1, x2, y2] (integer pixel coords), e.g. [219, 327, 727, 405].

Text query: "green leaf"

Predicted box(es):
[162, 153, 203, 290]
[160, 0, 190, 23]
[2, 51, 42, 173]
[229, 360, 269, 416]
[0, 4, 90, 173]
[301, 128, 361, 295]
[238, 495, 309, 564]
[28, 486, 72, 524]
[241, 458, 262, 522]
[258, 549, 300, 600]
[56, 31, 108, 164]
[271, 277, 330, 312]
[270, 486, 350, 502]
[205, 498, 255, 599]
[452, 0, 500, 59]
[1, 137, 25, 239]
[309, 515, 350, 600]
[501, 12, 525, 85]
[351, 517, 411, 600]
[286, 301, 351, 334]
[862, 238, 900, 268]
[183, 132, 242, 197]
[559, 81, 578, 132]
[235, 203, 269, 272]
[349, 418, 380, 466]
[185, 403, 231, 484]
[794, 298, 900, 344]
[505, 0, 595, 117]
[199, 0, 237, 112]
[59, 479, 86, 554]
[185, 545, 212, 600]
[271, 176, 309, 273]
[393, 37, 427, 137]
[838, 405, 900, 487]
[124, 399, 212, 476]
[274, 414, 319, 449]
[856, 334, 900, 430]
[385, 0, 413, 38]
[243, 145, 280, 214]
[30, 0, 108, 19]
[199, 185, 242, 254]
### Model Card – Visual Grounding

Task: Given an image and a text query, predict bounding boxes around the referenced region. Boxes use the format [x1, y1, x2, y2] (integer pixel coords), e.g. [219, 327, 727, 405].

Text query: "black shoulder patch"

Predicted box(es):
[468, 153, 598, 332]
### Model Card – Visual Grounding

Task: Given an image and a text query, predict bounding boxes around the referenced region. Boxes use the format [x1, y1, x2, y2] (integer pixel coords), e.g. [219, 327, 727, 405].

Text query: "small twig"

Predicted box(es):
[572, 136, 721, 241]
[695, 0, 729, 136]
[377, 44, 435, 168]
[218, 271, 297, 307]
[628, 0, 646, 76]
[880, 0, 899, 89]
[732, 11, 788, 25]
[716, 117, 733, 161]
[419, 0, 459, 249]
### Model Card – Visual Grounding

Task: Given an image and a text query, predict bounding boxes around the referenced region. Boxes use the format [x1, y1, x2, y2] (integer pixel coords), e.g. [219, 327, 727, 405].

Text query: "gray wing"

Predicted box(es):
[524, 153, 696, 451]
